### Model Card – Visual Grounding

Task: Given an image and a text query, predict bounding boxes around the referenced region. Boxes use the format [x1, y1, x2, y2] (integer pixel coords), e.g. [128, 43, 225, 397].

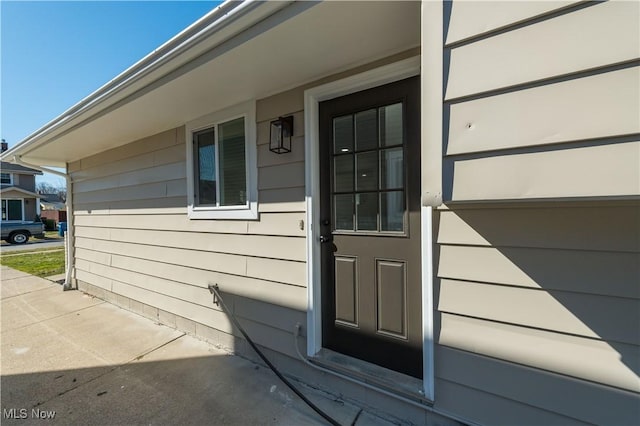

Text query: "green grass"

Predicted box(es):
[1, 249, 65, 277]
[44, 230, 63, 239]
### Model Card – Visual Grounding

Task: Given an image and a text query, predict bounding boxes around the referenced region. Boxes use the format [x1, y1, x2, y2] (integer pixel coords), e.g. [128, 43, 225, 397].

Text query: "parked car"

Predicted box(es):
[1, 221, 45, 244]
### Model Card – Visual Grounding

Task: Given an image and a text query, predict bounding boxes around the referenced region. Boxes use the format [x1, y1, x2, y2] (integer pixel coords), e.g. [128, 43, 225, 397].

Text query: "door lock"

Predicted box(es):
[319, 235, 332, 243]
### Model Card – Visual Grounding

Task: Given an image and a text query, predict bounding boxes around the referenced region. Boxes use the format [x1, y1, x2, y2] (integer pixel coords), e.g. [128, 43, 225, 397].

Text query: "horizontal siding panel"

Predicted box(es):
[259, 187, 305, 212]
[257, 136, 305, 167]
[434, 378, 587, 426]
[75, 214, 247, 234]
[438, 245, 640, 299]
[77, 260, 304, 336]
[78, 128, 179, 170]
[439, 279, 640, 345]
[446, 1, 640, 99]
[246, 257, 306, 287]
[447, 67, 640, 155]
[233, 297, 305, 337]
[258, 161, 305, 190]
[450, 141, 640, 200]
[166, 179, 186, 197]
[76, 258, 218, 311]
[74, 240, 247, 277]
[97, 228, 305, 261]
[445, 1, 577, 46]
[74, 162, 186, 194]
[439, 313, 640, 392]
[74, 179, 184, 204]
[436, 346, 640, 425]
[75, 212, 305, 237]
[256, 87, 304, 123]
[239, 317, 302, 359]
[75, 226, 111, 240]
[77, 254, 306, 312]
[75, 269, 112, 291]
[247, 212, 305, 236]
[75, 247, 112, 266]
[72, 144, 184, 182]
[437, 206, 640, 252]
[74, 237, 306, 286]
[109, 278, 233, 334]
[76, 197, 304, 216]
[74, 198, 187, 215]
[110, 255, 307, 309]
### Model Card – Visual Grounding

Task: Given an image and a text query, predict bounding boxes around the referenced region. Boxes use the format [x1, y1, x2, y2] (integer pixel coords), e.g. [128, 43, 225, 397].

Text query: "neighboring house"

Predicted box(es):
[39, 193, 67, 225]
[1, 143, 43, 222]
[2, 2, 639, 425]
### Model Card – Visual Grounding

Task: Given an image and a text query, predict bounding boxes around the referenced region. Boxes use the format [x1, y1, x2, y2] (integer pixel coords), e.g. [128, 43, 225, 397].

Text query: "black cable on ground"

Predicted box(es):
[208, 284, 342, 426]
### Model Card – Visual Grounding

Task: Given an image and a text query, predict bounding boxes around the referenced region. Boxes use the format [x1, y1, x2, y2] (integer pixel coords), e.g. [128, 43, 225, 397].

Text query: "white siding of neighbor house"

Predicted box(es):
[434, 1, 640, 425]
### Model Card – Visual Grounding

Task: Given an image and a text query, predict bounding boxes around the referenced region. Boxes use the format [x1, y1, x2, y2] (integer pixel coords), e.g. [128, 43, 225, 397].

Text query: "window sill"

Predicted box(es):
[188, 204, 258, 220]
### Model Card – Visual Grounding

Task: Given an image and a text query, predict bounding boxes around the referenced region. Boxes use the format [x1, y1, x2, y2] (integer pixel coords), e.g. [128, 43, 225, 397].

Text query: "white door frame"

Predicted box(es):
[303, 56, 435, 399]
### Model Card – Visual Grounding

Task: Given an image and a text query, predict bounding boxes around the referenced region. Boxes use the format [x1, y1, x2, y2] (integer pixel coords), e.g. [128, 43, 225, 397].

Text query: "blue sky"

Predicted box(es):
[1, 0, 220, 185]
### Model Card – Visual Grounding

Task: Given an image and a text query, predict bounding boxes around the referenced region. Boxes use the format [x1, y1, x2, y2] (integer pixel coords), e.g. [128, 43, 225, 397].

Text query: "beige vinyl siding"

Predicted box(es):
[71, 97, 307, 357]
[444, 1, 579, 46]
[435, 206, 640, 424]
[449, 141, 640, 200]
[444, 1, 640, 202]
[445, 1, 639, 100]
[447, 69, 640, 155]
[436, 2, 640, 424]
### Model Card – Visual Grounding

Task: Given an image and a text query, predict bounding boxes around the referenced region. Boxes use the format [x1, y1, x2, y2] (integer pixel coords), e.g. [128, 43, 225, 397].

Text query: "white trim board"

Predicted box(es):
[303, 56, 435, 401]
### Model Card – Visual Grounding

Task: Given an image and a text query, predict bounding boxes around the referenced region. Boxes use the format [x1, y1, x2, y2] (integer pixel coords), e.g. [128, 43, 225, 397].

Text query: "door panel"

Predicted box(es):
[319, 76, 422, 378]
[376, 259, 407, 338]
[335, 256, 358, 326]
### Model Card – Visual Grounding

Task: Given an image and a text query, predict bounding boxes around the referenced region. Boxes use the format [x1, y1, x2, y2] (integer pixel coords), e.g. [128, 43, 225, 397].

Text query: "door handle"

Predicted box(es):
[319, 235, 332, 243]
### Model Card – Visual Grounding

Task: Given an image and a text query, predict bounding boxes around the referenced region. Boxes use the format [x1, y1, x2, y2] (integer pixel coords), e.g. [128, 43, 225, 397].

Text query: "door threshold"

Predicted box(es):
[310, 348, 432, 405]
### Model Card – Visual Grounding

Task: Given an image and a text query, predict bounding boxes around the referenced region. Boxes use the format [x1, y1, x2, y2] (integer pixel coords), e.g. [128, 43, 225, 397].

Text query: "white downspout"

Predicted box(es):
[12, 156, 75, 291]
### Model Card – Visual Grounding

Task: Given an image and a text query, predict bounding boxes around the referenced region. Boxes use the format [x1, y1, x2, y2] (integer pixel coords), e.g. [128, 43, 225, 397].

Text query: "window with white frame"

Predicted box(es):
[186, 101, 257, 219]
[1, 199, 23, 221]
[1, 173, 12, 184]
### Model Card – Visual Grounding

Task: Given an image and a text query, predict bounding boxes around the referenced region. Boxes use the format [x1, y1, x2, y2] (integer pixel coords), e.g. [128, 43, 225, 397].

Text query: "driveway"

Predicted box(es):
[0, 266, 389, 426]
[0, 240, 64, 253]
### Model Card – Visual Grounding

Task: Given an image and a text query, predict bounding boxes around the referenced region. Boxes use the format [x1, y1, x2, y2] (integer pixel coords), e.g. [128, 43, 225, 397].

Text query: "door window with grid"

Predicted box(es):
[332, 103, 405, 233]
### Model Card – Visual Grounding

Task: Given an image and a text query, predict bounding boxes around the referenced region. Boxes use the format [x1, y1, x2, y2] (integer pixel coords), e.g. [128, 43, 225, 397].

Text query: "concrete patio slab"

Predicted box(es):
[31, 336, 361, 425]
[2, 287, 103, 332]
[1, 267, 395, 426]
[1, 265, 31, 280]
[1, 265, 59, 300]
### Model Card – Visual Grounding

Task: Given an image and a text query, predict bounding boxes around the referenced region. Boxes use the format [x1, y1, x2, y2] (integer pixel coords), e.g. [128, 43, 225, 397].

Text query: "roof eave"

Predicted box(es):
[0, 0, 290, 166]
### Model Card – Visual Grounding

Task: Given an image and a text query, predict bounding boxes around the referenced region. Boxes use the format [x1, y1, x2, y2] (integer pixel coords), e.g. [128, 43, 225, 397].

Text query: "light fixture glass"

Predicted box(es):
[269, 116, 293, 154]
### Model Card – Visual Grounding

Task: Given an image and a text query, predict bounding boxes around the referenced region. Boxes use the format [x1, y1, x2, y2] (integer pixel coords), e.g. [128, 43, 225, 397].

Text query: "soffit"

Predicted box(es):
[18, 1, 420, 167]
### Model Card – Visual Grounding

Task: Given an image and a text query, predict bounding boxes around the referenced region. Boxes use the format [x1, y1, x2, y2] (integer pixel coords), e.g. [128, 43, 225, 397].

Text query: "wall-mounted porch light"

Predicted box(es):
[269, 116, 293, 154]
